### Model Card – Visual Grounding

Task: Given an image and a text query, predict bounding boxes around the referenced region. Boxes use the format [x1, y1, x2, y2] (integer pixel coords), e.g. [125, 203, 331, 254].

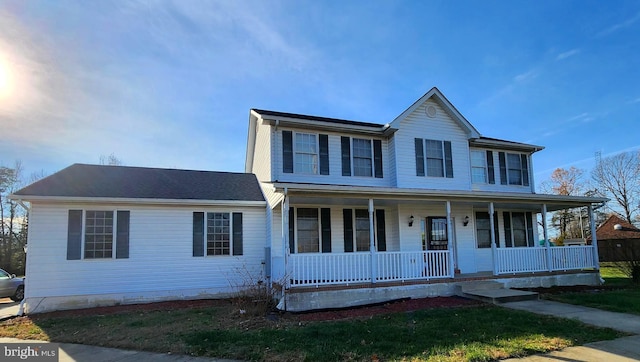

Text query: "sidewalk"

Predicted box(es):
[501, 299, 640, 361]
[0, 337, 237, 362]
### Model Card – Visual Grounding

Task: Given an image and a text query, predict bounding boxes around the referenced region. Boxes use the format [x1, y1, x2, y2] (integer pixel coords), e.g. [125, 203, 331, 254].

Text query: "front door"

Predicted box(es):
[425, 217, 448, 251]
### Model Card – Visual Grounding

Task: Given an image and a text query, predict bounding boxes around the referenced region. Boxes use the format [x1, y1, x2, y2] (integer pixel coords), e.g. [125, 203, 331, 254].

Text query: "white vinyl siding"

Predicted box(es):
[23, 202, 266, 312]
[394, 100, 469, 190]
[272, 129, 390, 187]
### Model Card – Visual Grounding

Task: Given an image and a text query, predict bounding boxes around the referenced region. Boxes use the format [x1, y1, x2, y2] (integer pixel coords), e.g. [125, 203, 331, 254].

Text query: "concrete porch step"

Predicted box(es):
[462, 288, 539, 304]
[457, 280, 504, 293]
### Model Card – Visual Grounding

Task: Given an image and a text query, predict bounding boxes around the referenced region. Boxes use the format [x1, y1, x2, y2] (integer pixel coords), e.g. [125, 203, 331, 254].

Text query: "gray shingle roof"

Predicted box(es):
[252, 108, 386, 128]
[13, 164, 265, 202]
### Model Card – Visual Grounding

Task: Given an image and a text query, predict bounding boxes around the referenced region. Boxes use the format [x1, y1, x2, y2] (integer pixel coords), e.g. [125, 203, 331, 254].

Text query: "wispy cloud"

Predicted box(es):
[556, 48, 580, 61]
[597, 12, 640, 37]
[514, 68, 539, 83]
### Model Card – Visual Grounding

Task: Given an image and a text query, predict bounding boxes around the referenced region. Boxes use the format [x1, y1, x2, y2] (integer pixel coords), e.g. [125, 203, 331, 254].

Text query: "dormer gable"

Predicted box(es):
[390, 87, 481, 139]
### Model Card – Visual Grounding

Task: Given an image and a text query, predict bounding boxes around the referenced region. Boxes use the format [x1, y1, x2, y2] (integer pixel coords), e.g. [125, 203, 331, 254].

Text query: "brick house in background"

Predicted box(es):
[593, 214, 640, 262]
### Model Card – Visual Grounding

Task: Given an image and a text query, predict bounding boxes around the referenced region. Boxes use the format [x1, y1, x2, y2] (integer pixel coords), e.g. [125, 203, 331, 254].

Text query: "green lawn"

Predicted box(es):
[0, 302, 625, 361]
[545, 263, 640, 315]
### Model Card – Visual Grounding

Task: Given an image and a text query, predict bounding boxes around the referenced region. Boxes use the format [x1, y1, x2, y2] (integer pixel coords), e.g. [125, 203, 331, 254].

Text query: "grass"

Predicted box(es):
[545, 263, 640, 315]
[0, 301, 625, 361]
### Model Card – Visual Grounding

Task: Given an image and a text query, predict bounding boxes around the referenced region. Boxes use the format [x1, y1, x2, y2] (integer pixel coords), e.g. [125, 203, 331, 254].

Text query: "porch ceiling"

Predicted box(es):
[274, 182, 608, 212]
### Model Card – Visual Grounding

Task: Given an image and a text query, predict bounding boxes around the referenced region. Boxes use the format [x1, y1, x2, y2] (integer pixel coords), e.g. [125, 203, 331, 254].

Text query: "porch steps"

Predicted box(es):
[456, 281, 539, 304]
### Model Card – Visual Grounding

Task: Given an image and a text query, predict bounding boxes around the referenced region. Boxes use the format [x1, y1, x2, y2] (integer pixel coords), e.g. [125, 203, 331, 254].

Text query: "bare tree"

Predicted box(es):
[0, 161, 27, 275]
[592, 151, 640, 224]
[99, 153, 124, 166]
[540, 167, 589, 241]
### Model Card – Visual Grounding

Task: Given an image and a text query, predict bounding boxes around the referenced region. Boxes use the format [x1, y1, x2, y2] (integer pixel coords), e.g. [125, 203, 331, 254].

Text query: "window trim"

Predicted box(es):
[293, 132, 319, 175]
[351, 138, 374, 177]
[470, 150, 488, 184]
[343, 208, 386, 252]
[499, 152, 530, 186]
[194, 211, 238, 257]
[415, 139, 453, 178]
[503, 211, 535, 247]
[474, 211, 500, 249]
[294, 207, 321, 253]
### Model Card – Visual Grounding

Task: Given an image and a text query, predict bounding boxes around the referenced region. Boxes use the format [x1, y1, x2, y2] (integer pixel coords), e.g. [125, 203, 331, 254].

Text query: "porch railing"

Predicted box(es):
[289, 251, 451, 287]
[495, 245, 597, 275]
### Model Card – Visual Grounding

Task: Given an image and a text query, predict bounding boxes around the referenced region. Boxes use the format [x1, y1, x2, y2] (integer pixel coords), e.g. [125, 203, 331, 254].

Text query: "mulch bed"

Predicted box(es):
[29, 296, 482, 322]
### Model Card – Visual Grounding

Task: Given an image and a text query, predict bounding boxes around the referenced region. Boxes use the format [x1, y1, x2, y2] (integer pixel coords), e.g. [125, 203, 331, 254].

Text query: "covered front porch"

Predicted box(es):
[268, 183, 606, 308]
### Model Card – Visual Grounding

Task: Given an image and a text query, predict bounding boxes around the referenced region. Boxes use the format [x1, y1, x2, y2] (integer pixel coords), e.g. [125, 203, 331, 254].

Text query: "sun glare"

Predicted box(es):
[0, 58, 13, 99]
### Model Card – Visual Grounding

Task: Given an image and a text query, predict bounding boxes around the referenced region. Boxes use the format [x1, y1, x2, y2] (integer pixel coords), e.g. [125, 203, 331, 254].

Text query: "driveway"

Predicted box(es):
[0, 297, 20, 320]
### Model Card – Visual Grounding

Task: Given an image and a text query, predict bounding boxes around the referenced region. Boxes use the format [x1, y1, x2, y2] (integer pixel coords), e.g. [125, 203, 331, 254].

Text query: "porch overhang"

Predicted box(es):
[271, 182, 608, 212]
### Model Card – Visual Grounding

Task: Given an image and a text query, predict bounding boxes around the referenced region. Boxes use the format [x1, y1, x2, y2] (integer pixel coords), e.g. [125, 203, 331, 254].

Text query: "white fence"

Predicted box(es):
[495, 246, 597, 275]
[289, 251, 451, 287]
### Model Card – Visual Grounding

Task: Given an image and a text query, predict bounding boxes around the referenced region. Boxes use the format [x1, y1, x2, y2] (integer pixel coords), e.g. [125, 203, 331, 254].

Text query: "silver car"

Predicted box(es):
[0, 268, 24, 302]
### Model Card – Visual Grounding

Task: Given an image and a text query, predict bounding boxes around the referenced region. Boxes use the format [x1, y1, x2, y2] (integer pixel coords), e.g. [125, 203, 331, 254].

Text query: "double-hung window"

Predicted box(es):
[499, 152, 529, 186]
[470, 150, 487, 184]
[193, 212, 243, 257]
[282, 131, 329, 175]
[342, 208, 387, 252]
[84, 211, 114, 258]
[66, 209, 130, 260]
[503, 211, 535, 247]
[340, 137, 384, 178]
[415, 139, 453, 178]
[353, 138, 373, 177]
[296, 208, 320, 253]
[475, 212, 499, 248]
[294, 133, 318, 174]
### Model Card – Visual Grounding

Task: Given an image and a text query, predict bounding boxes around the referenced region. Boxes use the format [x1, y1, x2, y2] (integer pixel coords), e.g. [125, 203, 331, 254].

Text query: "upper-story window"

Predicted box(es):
[498, 152, 529, 186]
[282, 131, 329, 175]
[353, 138, 372, 177]
[294, 133, 318, 174]
[341, 136, 383, 178]
[415, 139, 453, 178]
[470, 150, 496, 184]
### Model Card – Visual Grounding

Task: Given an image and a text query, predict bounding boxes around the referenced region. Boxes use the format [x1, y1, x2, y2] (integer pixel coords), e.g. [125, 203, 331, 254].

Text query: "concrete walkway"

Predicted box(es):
[0, 338, 237, 362]
[502, 299, 640, 361]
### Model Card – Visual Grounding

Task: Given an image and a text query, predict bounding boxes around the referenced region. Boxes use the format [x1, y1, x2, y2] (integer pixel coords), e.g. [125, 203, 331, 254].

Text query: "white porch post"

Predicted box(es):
[369, 199, 377, 284]
[282, 192, 290, 289]
[489, 202, 498, 276]
[446, 201, 455, 277]
[589, 205, 600, 270]
[543, 204, 552, 272]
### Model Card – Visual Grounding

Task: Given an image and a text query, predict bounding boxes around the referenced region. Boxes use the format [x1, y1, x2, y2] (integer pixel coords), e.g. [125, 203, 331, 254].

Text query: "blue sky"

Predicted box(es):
[1, 0, 639, 189]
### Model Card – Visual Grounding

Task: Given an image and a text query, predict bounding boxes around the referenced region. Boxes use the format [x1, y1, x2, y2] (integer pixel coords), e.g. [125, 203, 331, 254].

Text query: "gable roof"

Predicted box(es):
[593, 214, 640, 240]
[11, 164, 265, 203]
[389, 87, 481, 139]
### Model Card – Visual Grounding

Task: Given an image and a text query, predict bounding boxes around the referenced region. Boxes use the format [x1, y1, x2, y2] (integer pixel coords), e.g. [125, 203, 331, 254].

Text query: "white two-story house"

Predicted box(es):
[246, 87, 606, 311]
[12, 87, 606, 313]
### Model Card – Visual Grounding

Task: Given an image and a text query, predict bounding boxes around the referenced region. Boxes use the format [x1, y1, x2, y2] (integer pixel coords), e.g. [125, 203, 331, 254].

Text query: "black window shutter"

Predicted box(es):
[375, 209, 386, 251]
[116, 211, 130, 259]
[415, 138, 425, 176]
[373, 139, 383, 178]
[67, 210, 83, 260]
[321, 208, 332, 253]
[444, 141, 453, 178]
[525, 212, 534, 247]
[288, 207, 295, 253]
[343, 209, 353, 252]
[193, 212, 204, 257]
[319, 134, 329, 175]
[521, 154, 530, 186]
[486, 150, 495, 184]
[282, 130, 293, 173]
[232, 212, 243, 255]
[499, 152, 507, 185]
[341, 136, 351, 176]
[503, 212, 512, 247]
